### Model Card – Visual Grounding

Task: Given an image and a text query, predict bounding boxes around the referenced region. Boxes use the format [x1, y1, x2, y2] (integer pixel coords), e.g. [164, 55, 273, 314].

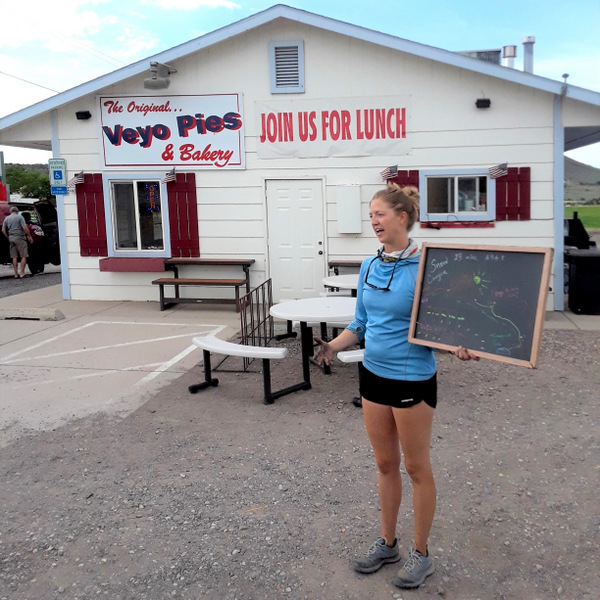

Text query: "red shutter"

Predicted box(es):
[76, 173, 108, 257]
[389, 169, 420, 188]
[167, 172, 199, 257]
[495, 167, 530, 221]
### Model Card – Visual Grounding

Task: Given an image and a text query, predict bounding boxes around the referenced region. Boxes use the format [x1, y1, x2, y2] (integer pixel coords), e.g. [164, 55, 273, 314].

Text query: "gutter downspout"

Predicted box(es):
[51, 109, 71, 300]
[553, 94, 565, 311]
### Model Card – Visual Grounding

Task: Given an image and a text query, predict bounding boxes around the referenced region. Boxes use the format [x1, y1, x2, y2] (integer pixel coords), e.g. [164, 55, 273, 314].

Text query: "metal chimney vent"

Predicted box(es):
[503, 45, 517, 68]
[522, 36, 536, 73]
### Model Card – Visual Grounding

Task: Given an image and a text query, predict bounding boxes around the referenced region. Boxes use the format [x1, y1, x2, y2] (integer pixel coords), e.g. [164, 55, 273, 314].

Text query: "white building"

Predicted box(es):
[1, 5, 599, 310]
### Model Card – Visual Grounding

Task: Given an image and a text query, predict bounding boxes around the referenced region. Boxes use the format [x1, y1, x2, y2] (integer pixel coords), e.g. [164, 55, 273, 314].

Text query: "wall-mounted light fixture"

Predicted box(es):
[76, 110, 92, 120]
[475, 98, 491, 109]
[143, 62, 177, 90]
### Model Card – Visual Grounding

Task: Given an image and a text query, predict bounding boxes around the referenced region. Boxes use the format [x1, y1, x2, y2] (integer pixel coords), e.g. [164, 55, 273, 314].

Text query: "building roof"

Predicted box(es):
[1, 4, 599, 139]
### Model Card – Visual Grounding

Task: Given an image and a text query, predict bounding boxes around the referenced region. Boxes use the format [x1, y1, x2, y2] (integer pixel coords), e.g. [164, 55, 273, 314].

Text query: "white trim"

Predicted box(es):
[269, 40, 305, 94]
[553, 95, 565, 311]
[51, 109, 71, 300]
[101, 172, 172, 258]
[419, 168, 496, 222]
[1, 5, 599, 133]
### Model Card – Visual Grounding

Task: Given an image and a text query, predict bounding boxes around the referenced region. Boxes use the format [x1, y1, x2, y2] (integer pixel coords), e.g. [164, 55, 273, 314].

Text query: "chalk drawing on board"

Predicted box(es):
[409, 244, 553, 368]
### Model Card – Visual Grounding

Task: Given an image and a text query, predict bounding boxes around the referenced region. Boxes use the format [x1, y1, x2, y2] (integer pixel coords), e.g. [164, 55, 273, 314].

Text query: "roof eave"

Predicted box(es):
[1, 3, 599, 132]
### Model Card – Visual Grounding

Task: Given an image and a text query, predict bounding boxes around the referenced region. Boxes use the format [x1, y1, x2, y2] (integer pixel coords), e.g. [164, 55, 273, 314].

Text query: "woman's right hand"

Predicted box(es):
[313, 337, 334, 367]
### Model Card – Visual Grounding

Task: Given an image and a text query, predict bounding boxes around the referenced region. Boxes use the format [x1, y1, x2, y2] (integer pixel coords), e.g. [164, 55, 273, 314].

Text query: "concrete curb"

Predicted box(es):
[0, 307, 65, 321]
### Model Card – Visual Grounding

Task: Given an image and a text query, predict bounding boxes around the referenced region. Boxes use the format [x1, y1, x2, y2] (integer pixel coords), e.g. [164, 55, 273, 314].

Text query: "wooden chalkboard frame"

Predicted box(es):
[408, 243, 553, 368]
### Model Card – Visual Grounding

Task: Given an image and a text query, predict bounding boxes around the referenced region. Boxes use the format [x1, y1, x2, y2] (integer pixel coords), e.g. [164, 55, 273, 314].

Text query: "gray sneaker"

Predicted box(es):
[392, 547, 435, 588]
[352, 537, 400, 573]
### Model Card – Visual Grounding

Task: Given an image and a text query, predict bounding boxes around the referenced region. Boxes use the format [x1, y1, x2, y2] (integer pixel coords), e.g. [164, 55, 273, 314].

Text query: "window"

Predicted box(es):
[78, 173, 198, 260]
[269, 41, 304, 94]
[419, 169, 496, 223]
[104, 177, 169, 255]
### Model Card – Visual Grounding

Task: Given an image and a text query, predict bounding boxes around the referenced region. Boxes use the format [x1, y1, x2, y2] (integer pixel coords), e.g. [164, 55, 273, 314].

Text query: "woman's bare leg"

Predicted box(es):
[393, 401, 436, 554]
[362, 399, 402, 545]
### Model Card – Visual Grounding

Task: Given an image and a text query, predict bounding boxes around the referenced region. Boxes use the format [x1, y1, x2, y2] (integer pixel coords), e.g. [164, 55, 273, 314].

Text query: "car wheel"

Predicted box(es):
[27, 257, 45, 275]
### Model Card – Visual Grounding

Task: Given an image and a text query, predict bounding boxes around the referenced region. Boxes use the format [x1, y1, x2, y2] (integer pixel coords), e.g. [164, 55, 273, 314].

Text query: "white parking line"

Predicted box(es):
[1, 321, 225, 364]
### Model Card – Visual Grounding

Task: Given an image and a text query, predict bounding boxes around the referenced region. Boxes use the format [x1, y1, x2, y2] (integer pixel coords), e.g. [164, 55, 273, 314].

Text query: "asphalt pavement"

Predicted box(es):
[0, 278, 241, 447]
[0, 263, 61, 298]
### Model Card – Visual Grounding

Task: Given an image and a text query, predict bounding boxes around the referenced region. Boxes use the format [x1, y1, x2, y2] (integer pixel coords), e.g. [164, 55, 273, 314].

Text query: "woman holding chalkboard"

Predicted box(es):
[315, 183, 478, 589]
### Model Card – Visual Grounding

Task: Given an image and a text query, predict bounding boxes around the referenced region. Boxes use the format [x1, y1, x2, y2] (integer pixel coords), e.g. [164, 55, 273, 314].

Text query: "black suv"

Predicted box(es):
[1, 200, 61, 274]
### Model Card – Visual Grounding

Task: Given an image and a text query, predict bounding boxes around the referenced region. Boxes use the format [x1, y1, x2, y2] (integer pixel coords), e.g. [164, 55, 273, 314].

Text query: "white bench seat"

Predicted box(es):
[192, 335, 288, 360]
[337, 348, 364, 408]
[337, 349, 364, 363]
[190, 335, 309, 404]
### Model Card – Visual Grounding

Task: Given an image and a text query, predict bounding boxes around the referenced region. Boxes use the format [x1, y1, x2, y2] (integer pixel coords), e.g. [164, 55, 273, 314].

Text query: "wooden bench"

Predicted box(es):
[155, 258, 256, 312]
[189, 335, 310, 404]
[152, 278, 247, 311]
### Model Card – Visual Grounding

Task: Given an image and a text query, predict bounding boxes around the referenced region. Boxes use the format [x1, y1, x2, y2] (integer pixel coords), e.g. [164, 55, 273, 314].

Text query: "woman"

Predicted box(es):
[315, 183, 478, 589]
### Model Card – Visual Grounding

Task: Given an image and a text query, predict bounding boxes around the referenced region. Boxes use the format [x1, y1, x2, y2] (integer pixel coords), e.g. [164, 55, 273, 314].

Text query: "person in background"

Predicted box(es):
[21, 212, 45, 274]
[2, 206, 33, 278]
[315, 183, 478, 589]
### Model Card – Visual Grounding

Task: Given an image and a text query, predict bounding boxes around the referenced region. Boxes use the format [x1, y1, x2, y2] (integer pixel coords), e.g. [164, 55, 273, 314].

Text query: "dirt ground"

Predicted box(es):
[0, 325, 599, 600]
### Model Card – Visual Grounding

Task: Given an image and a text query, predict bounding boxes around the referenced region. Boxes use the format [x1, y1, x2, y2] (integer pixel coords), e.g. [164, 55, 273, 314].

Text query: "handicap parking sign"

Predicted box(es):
[48, 158, 67, 187]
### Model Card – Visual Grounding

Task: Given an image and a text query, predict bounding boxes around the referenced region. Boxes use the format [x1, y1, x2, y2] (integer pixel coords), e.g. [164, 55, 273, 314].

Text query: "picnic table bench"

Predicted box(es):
[152, 258, 255, 311]
[328, 259, 363, 275]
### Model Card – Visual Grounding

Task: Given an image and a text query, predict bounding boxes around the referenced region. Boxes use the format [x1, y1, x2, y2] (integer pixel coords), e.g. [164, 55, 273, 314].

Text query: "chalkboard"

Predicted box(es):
[409, 244, 553, 368]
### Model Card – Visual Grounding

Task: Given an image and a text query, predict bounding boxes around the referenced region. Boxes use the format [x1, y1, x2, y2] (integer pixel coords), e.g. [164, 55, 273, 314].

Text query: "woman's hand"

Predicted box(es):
[313, 337, 335, 367]
[453, 346, 480, 361]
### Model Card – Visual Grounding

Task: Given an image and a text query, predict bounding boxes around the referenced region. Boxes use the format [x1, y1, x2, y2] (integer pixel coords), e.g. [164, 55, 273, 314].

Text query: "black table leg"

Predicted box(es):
[274, 319, 297, 341]
[299, 321, 313, 387]
[319, 322, 331, 374]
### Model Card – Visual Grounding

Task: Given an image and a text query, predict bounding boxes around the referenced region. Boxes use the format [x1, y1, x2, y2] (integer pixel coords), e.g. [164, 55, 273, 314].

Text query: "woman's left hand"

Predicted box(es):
[453, 346, 480, 361]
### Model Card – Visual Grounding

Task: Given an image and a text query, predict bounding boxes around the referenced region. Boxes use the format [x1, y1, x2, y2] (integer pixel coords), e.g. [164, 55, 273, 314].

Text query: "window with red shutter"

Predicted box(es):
[414, 167, 531, 227]
[495, 167, 531, 221]
[76, 171, 199, 262]
[76, 173, 108, 257]
[167, 172, 199, 257]
[387, 169, 420, 188]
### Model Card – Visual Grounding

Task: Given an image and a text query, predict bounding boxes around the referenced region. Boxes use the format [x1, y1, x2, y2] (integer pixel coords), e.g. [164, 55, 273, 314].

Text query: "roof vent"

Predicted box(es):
[275, 46, 300, 86]
[269, 41, 305, 94]
[457, 49, 501, 64]
[502, 45, 517, 69]
[522, 36, 535, 73]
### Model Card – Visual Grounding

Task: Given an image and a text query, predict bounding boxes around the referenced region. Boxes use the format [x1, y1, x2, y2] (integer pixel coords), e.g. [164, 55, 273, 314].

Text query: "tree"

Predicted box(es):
[6, 165, 52, 201]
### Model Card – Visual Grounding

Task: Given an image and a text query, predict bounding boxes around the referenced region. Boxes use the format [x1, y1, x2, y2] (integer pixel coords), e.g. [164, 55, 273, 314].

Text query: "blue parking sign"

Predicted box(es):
[48, 158, 67, 187]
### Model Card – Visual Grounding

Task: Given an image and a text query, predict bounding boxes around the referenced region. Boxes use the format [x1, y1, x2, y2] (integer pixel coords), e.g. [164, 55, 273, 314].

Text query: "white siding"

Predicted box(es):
[48, 20, 581, 306]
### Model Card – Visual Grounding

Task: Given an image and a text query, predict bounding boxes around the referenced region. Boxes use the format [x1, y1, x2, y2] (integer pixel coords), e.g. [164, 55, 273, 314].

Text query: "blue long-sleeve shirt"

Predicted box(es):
[346, 254, 436, 381]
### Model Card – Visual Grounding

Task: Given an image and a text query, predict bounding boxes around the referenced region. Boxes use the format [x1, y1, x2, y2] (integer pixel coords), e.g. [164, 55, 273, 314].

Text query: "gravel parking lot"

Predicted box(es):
[0, 323, 598, 599]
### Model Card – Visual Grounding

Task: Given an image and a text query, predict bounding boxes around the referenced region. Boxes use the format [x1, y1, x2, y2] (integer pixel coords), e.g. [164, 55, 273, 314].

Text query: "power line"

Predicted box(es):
[0, 70, 59, 93]
[55, 33, 127, 68]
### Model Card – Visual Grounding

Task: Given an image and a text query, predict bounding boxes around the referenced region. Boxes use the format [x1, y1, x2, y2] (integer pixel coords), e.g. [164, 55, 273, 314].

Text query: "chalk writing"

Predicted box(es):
[409, 245, 551, 367]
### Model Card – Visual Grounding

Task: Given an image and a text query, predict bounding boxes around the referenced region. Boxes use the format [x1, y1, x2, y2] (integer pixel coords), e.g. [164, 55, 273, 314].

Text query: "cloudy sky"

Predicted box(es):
[1, 0, 599, 166]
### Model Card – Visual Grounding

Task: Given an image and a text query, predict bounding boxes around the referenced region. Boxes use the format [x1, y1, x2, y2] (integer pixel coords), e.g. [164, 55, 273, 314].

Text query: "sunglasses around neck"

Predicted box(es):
[364, 256, 399, 291]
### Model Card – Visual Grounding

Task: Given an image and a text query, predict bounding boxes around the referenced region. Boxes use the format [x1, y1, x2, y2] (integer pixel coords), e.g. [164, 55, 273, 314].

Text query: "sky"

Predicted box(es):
[1, 0, 599, 167]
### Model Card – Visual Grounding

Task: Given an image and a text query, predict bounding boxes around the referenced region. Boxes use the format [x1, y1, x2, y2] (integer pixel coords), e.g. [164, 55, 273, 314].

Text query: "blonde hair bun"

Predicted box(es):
[373, 183, 420, 230]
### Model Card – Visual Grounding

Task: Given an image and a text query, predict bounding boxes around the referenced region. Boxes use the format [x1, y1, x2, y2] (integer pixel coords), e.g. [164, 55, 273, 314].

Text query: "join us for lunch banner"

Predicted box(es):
[98, 94, 245, 169]
[255, 96, 412, 159]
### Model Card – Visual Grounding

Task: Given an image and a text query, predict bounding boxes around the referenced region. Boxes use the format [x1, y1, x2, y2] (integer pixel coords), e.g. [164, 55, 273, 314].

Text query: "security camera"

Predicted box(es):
[143, 62, 177, 90]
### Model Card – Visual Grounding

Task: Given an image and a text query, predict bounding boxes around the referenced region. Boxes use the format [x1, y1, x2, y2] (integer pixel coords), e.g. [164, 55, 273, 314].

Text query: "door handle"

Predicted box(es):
[318, 250, 323, 255]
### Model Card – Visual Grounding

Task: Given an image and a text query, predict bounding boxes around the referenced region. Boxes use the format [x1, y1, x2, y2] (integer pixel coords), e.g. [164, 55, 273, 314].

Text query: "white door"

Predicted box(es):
[266, 179, 325, 301]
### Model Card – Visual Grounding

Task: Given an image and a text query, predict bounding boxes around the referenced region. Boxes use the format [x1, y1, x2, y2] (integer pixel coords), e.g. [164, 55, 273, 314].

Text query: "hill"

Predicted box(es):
[565, 157, 600, 205]
[565, 156, 600, 185]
